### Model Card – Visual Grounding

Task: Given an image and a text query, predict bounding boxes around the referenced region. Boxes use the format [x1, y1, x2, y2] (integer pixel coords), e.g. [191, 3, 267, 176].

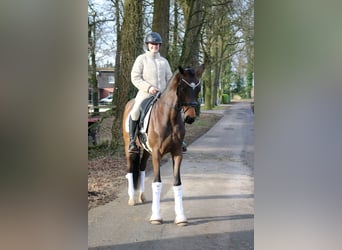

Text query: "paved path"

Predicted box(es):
[88, 102, 254, 250]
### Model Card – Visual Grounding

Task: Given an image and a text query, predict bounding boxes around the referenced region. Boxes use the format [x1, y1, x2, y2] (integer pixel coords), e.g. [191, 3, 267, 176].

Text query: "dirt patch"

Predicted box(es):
[88, 112, 223, 210]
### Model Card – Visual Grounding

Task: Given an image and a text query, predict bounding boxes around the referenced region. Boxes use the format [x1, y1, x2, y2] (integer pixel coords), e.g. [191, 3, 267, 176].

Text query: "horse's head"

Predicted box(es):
[178, 64, 205, 124]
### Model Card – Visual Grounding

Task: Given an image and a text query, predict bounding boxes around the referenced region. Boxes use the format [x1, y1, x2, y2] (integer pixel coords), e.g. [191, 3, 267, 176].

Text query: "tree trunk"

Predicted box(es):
[169, 0, 180, 71]
[152, 0, 170, 58]
[204, 62, 212, 110]
[179, 0, 204, 67]
[114, 0, 121, 104]
[88, 16, 99, 116]
[212, 45, 220, 106]
[111, 0, 143, 151]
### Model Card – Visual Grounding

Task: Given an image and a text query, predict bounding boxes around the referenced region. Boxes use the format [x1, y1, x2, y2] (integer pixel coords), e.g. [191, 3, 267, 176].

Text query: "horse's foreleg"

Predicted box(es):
[172, 155, 182, 186]
[150, 153, 163, 224]
[150, 182, 163, 224]
[172, 155, 187, 226]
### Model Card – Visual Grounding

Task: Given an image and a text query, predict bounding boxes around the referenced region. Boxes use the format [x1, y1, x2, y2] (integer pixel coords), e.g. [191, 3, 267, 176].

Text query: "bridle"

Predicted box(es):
[178, 78, 201, 108]
[181, 78, 201, 90]
[158, 75, 201, 112]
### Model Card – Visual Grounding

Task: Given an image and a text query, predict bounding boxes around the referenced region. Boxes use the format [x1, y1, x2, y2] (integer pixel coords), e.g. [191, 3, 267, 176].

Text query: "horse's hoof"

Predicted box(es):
[175, 220, 188, 226]
[174, 215, 188, 226]
[150, 219, 163, 225]
[138, 193, 146, 203]
[150, 214, 163, 225]
[128, 198, 135, 206]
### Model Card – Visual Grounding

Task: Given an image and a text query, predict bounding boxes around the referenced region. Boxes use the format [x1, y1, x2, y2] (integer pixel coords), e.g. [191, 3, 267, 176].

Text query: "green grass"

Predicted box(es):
[200, 104, 227, 111]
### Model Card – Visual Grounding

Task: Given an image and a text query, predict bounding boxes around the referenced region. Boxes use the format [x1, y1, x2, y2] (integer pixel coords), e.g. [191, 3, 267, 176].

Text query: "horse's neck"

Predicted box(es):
[160, 75, 179, 106]
[157, 89, 180, 119]
[159, 88, 178, 111]
[155, 74, 181, 117]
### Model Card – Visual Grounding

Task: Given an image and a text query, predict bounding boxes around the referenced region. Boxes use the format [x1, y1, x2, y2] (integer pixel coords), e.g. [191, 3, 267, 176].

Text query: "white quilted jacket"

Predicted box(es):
[131, 50, 173, 93]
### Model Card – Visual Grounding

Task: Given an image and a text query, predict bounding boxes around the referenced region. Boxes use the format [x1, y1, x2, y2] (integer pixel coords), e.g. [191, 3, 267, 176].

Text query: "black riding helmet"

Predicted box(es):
[144, 32, 162, 44]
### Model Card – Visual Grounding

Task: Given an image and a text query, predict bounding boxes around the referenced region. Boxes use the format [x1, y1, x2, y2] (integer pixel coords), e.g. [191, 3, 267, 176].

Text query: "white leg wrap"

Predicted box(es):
[139, 171, 145, 192]
[150, 182, 162, 221]
[125, 173, 135, 205]
[173, 185, 187, 224]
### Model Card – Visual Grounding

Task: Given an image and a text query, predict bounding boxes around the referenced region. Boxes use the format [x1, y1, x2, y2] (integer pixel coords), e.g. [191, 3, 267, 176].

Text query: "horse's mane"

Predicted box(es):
[162, 66, 196, 95]
[163, 70, 180, 94]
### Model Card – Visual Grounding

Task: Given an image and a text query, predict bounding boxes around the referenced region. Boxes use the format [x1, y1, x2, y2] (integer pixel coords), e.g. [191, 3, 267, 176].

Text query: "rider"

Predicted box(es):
[128, 32, 173, 153]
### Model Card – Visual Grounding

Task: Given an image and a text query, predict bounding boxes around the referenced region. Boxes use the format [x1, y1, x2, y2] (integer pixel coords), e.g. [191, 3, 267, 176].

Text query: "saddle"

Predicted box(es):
[137, 92, 161, 152]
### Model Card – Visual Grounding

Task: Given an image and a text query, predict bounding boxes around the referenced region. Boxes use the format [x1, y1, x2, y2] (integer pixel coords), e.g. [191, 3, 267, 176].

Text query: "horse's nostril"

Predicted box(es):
[185, 116, 195, 124]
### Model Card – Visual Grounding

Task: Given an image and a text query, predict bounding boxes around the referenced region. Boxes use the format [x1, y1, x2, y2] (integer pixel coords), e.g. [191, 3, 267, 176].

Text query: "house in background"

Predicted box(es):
[97, 67, 115, 98]
[88, 67, 115, 103]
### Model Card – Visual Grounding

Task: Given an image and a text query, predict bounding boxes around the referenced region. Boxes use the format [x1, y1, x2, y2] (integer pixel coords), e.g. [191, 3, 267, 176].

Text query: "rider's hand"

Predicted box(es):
[148, 86, 159, 95]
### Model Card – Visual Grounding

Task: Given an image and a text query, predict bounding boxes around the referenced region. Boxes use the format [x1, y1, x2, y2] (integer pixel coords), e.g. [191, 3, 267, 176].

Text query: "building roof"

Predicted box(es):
[97, 67, 114, 72]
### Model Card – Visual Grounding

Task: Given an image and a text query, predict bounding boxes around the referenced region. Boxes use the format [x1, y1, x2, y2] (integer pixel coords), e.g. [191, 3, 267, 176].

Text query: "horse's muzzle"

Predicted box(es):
[182, 104, 197, 124]
[185, 116, 196, 124]
[183, 102, 198, 107]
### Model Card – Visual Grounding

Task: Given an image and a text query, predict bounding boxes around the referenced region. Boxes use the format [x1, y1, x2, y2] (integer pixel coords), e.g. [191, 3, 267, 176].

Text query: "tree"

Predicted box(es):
[111, 0, 143, 151]
[242, 0, 254, 98]
[152, 0, 170, 58]
[168, 0, 182, 71]
[88, 8, 100, 116]
[112, 0, 122, 104]
[179, 0, 204, 67]
[201, 0, 235, 109]
[88, 0, 116, 113]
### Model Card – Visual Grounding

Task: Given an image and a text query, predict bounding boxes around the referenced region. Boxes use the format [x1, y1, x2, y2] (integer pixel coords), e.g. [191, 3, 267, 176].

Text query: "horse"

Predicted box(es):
[122, 64, 205, 226]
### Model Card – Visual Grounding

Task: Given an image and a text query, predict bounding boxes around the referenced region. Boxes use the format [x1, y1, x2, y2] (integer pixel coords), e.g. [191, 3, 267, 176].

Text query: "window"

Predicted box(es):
[108, 75, 114, 84]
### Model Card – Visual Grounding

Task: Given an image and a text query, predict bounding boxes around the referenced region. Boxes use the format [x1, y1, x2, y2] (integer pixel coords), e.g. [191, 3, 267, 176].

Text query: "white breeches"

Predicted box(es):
[130, 91, 152, 121]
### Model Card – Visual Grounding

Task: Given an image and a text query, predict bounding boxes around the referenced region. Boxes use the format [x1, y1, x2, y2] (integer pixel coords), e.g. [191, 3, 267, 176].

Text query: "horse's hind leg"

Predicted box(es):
[138, 150, 150, 203]
[125, 172, 135, 206]
[126, 152, 140, 206]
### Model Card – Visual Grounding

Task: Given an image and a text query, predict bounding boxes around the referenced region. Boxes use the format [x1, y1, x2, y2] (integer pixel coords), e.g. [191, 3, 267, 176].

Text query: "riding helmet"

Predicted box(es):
[144, 32, 162, 44]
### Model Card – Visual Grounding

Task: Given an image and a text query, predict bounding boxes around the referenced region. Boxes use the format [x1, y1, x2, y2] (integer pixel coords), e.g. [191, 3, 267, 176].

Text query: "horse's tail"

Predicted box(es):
[131, 152, 141, 190]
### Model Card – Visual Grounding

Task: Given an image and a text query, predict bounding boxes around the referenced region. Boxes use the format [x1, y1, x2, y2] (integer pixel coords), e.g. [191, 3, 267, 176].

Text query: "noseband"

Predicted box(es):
[177, 78, 201, 108]
[181, 78, 201, 90]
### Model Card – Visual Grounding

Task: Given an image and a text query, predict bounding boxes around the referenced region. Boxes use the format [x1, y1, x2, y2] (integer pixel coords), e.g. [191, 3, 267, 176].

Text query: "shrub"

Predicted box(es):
[221, 94, 230, 104]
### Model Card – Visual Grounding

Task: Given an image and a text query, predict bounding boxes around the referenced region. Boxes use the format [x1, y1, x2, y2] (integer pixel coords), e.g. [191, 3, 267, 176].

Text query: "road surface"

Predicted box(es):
[88, 101, 254, 249]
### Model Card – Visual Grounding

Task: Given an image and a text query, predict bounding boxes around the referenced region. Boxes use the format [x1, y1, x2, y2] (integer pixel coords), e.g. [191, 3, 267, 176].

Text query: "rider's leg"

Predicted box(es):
[128, 116, 138, 152]
[129, 92, 148, 152]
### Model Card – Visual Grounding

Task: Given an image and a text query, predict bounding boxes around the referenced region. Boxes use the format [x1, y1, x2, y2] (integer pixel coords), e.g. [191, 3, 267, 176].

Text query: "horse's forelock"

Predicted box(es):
[183, 67, 195, 76]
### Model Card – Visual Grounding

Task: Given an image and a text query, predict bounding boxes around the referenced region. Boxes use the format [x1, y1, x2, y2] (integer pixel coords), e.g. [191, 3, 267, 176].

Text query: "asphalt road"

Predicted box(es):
[88, 101, 254, 250]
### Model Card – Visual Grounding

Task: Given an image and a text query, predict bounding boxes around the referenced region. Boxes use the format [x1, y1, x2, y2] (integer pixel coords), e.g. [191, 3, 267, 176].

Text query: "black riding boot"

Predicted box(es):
[128, 117, 138, 153]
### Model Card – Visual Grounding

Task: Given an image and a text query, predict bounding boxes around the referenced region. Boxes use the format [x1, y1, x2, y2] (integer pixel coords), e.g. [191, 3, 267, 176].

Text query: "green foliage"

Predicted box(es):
[221, 94, 230, 104]
[245, 69, 253, 98]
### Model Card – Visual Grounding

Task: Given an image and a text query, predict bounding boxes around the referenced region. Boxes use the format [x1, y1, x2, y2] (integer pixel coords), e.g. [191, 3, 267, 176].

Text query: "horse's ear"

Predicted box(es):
[178, 66, 185, 75]
[196, 64, 205, 78]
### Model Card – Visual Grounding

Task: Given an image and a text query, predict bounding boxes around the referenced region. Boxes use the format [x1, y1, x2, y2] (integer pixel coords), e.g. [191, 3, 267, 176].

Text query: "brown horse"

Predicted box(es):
[122, 64, 204, 226]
